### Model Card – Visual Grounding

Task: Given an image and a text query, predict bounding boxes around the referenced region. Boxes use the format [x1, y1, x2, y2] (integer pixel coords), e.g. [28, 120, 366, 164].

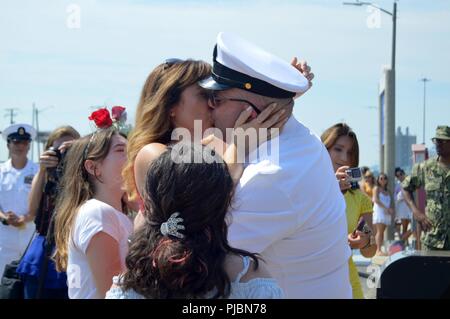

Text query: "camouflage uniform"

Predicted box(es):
[402, 157, 450, 250]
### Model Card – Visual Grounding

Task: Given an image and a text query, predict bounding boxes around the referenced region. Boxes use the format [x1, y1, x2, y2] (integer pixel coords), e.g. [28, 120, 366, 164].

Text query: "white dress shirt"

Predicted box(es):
[228, 116, 352, 298]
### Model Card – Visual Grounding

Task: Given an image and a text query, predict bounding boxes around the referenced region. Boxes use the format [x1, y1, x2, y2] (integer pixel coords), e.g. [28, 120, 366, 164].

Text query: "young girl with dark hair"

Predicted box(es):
[107, 143, 284, 299]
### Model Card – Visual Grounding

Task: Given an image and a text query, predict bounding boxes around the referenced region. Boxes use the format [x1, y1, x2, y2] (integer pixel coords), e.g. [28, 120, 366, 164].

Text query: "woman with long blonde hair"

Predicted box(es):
[54, 122, 132, 299]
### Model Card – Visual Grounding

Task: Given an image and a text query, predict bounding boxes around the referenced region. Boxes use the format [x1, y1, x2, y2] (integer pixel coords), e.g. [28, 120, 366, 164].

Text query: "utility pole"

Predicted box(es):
[420, 78, 431, 144]
[32, 103, 36, 161]
[4, 108, 19, 125]
[35, 106, 40, 155]
[32, 103, 53, 159]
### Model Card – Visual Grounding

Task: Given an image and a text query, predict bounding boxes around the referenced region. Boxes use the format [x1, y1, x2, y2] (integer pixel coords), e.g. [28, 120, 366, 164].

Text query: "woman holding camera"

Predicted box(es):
[17, 126, 80, 299]
[321, 123, 376, 299]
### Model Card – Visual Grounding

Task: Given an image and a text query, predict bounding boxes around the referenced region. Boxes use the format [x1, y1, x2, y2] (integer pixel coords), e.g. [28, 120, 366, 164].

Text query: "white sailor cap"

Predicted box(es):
[199, 32, 309, 98]
[2, 123, 36, 142]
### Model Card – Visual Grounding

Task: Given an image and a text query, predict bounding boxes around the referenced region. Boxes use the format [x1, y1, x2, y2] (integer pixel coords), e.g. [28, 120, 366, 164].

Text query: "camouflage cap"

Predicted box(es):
[432, 125, 450, 141]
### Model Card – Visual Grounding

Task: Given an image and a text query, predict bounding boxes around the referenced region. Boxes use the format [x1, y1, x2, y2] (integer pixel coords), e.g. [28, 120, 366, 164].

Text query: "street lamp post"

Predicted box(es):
[344, 0, 398, 241]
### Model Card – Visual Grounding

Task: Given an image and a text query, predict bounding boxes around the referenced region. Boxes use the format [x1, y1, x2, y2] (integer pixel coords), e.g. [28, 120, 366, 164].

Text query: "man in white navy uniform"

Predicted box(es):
[0, 124, 38, 275]
[199, 32, 352, 298]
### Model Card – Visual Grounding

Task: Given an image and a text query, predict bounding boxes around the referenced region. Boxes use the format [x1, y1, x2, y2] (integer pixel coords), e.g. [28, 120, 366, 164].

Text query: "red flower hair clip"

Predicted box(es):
[89, 108, 112, 129]
[88, 106, 127, 130]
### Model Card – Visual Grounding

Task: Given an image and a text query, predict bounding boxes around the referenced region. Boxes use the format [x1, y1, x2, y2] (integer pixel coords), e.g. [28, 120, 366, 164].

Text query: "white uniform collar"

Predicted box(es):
[9, 158, 30, 171]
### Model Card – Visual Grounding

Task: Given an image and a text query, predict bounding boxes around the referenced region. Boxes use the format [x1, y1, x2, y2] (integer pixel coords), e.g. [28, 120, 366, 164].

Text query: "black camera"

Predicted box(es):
[45, 146, 66, 190]
[48, 146, 62, 161]
[345, 167, 362, 190]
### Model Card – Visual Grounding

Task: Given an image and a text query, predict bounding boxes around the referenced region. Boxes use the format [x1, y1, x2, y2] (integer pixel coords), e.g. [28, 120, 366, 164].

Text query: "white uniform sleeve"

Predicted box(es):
[228, 174, 297, 254]
[73, 203, 120, 254]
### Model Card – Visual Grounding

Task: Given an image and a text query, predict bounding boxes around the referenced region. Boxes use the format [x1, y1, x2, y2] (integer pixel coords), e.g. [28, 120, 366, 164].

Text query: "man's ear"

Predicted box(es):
[84, 159, 98, 176]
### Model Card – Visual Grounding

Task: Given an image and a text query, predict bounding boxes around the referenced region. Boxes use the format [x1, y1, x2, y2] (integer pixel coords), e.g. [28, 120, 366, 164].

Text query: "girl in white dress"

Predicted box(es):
[373, 173, 394, 256]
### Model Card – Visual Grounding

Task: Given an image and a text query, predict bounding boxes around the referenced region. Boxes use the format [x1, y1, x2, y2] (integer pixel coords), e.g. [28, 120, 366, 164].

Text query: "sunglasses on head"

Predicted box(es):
[163, 58, 184, 70]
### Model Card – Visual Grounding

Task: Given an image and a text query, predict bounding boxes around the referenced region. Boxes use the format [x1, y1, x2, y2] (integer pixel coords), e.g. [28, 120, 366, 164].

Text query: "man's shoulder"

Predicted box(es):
[281, 117, 321, 143]
[413, 157, 442, 177]
[240, 160, 283, 189]
[423, 156, 438, 166]
[411, 158, 436, 174]
[77, 199, 119, 223]
[424, 157, 440, 169]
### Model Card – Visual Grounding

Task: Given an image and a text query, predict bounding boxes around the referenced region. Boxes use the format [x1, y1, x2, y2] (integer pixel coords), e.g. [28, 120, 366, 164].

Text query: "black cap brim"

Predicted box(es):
[8, 134, 31, 142]
[198, 76, 231, 91]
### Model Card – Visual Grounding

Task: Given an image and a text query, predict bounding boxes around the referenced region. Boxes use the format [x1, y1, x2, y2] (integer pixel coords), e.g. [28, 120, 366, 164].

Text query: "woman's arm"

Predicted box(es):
[134, 143, 167, 200]
[133, 144, 167, 231]
[26, 168, 47, 222]
[23, 147, 61, 223]
[86, 232, 123, 298]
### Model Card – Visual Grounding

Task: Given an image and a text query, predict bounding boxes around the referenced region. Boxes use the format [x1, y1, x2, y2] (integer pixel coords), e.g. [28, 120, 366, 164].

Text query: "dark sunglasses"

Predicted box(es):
[432, 138, 449, 144]
[208, 92, 262, 115]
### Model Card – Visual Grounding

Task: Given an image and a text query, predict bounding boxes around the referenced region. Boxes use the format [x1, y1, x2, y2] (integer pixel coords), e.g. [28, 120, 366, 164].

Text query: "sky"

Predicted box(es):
[1, 0, 449, 166]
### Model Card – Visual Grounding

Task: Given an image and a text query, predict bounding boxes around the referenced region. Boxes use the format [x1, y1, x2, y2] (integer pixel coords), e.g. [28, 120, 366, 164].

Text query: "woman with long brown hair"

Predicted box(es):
[321, 123, 376, 299]
[54, 114, 132, 299]
[123, 59, 293, 228]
